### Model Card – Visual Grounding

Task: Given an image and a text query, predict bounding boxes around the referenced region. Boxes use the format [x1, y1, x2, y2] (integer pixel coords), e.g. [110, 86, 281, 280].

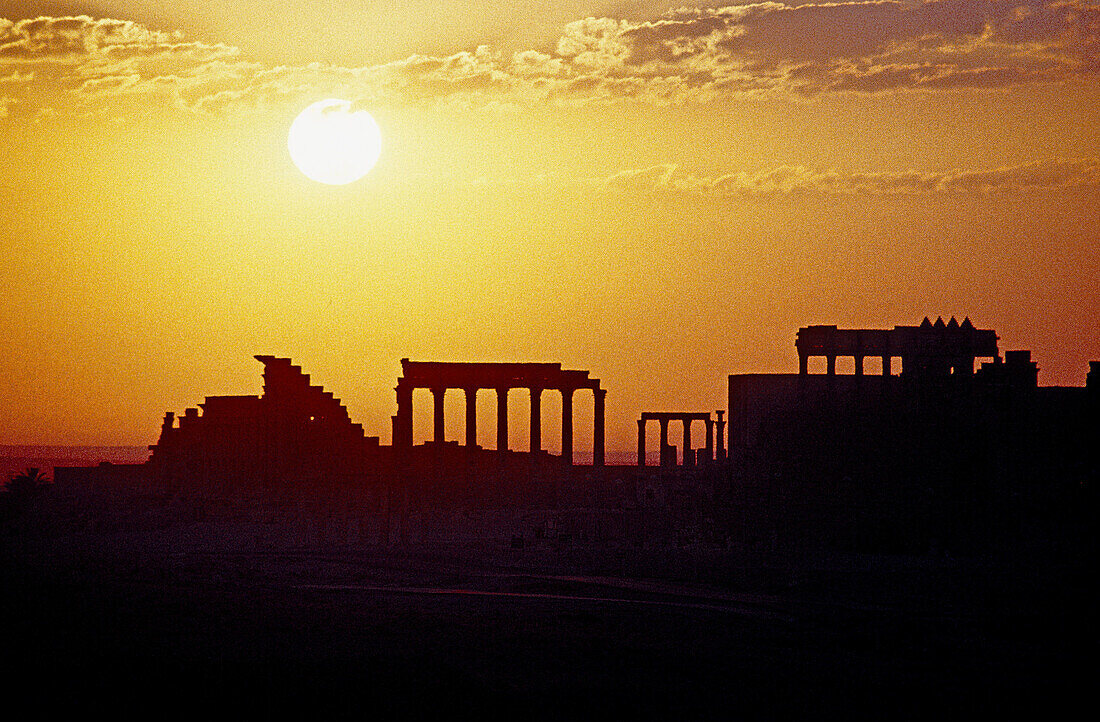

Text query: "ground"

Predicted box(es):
[1, 506, 1094, 720]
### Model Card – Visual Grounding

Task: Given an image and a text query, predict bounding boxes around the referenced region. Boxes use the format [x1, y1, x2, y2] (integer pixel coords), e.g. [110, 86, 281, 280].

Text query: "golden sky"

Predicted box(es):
[2, 1, 1099, 450]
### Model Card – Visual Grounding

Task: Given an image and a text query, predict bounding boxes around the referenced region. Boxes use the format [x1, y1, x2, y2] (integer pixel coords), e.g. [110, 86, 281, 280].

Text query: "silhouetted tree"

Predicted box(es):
[1, 467, 49, 519]
[6, 467, 49, 495]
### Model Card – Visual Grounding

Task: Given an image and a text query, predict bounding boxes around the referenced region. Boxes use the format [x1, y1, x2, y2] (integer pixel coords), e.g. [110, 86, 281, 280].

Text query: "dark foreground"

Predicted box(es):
[2, 514, 1094, 721]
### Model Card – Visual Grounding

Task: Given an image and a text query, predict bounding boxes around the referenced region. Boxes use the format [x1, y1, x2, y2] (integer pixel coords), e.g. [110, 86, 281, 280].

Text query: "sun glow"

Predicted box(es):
[287, 99, 382, 185]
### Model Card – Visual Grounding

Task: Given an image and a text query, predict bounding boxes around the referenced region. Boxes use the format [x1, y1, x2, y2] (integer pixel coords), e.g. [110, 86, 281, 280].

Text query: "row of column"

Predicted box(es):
[798, 354, 979, 376]
[395, 385, 605, 465]
[637, 413, 726, 467]
[799, 353, 893, 376]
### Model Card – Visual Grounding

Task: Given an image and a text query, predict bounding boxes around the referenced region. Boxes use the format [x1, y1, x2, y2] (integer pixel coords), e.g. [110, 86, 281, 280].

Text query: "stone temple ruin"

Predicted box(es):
[393, 359, 605, 465]
[794, 316, 1000, 377]
[53, 317, 1097, 551]
[146, 356, 379, 498]
[636, 412, 726, 468]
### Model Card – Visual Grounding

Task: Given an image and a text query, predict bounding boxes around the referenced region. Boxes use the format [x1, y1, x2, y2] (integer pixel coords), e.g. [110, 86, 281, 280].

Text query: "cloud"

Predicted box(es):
[0, 16, 171, 60]
[3, 3, 1099, 118]
[0, 15, 245, 118]
[0, 16, 234, 67]
[589, 0, 1100, 96]
[595, 159, 1100, 197]
[934, 158, 1100, 190]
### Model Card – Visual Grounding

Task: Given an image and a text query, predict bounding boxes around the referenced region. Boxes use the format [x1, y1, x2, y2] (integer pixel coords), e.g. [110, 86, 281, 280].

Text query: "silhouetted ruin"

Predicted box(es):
[52, 317, 1097, 552]
[393, 359, 605, 465]
[637, 412, 722, 467]
[795, 316, 998, 377]
[21, 315, 1100, 719]
[148, 355, 380, 498]
[730, 317, 1096, 551]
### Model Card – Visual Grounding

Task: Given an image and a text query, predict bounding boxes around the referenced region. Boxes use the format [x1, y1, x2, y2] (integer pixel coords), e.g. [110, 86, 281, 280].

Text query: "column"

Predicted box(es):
[496, 387, 509, 452]
[682, 418, 692, 467]
[464, 387, 477, 448]
[659, 418, 669, 467]
[855, 355, 864, 377]
[826, 354, 836, 376]
[560, 387, 574, 465]
[637, 418, 646, 466]
[529, 386, 542, 454]
[431, 387, 445, 444]
[704, 418, 714, 463]
[716, 411, 726, 460]
[799, 353, 809, 375]
[593, 388, 606, 467]
[396, 384, 413, 448]
[881, 355, 891, 376]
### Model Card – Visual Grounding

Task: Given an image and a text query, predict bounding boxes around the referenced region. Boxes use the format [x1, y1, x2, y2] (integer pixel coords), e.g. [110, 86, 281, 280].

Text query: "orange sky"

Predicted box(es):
[2, 1, 1099, 450]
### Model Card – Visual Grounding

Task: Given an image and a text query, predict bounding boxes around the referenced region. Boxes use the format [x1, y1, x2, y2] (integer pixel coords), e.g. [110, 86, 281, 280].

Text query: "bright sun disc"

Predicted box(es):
[288, 99, 382, 185]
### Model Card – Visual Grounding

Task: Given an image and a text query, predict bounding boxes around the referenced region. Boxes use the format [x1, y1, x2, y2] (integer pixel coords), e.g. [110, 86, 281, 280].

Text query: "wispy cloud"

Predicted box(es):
[440, 158, 1100, 196]
[597, 159, 1100, 197]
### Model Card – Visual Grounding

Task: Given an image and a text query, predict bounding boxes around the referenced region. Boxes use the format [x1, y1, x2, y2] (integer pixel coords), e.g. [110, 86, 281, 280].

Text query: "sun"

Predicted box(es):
[287, 99, 382, 185]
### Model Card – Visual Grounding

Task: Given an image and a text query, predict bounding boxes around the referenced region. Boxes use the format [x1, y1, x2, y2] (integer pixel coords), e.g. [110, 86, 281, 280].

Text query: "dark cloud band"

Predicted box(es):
[3, 2, 1098, 118]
